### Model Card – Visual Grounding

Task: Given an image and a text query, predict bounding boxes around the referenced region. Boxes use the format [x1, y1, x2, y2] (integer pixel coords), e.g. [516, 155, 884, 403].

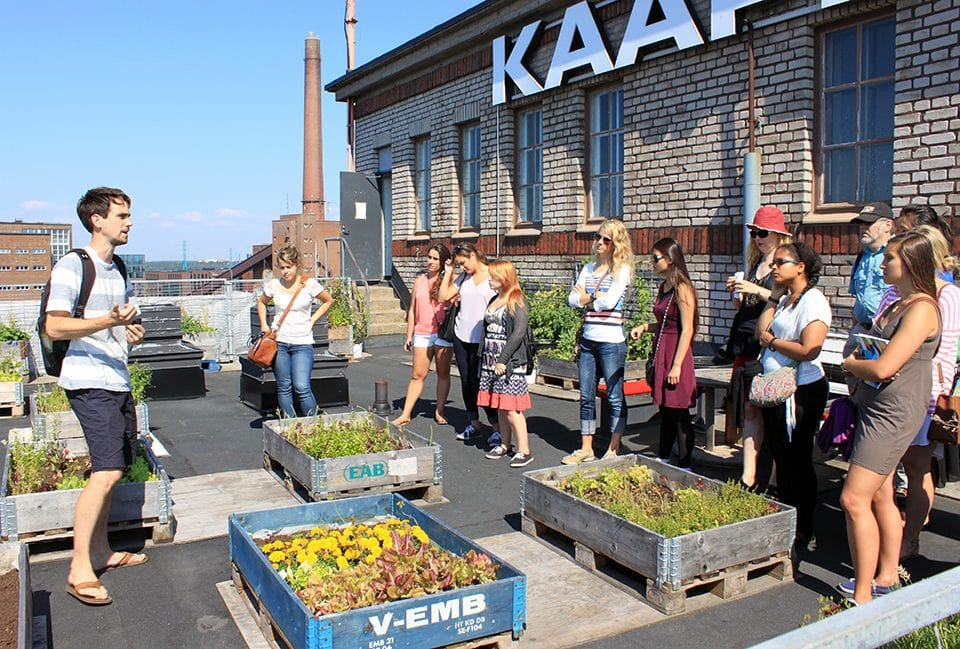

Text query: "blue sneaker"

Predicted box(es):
[836, 578, 856, 595]
[486, 431, 502, 448]
[836, 578, 899, 596]
[456, 424, 480, 442]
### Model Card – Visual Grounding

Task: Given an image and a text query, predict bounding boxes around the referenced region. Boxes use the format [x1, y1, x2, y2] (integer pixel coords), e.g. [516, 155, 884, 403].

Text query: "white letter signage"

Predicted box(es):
[544, 1, 614, 90]
[615, 0, 705, 69]
[492, 21, 544, 105]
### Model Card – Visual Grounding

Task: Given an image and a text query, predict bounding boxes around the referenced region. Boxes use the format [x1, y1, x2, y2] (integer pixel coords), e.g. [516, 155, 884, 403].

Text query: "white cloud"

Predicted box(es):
[179, 211, 205, 223]
[20, 199, 51, 211]
[214, 207, 249, 218]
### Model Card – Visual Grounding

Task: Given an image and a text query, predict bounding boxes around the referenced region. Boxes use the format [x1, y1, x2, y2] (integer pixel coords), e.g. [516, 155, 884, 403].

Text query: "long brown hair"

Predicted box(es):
[488, 259, 526, 315]
[653, 237, 699, 336]
[453, 242, 487, 263]
[888, 232, 938, 299]
[427, 243, 452, 302]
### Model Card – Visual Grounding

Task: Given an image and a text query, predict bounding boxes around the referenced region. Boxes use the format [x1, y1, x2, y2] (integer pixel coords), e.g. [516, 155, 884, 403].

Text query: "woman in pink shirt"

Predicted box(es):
[392, 244, 453, 425]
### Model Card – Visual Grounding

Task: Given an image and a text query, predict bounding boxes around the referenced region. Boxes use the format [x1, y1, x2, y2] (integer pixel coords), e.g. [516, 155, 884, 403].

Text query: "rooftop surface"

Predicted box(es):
[7, 347, 960, 648]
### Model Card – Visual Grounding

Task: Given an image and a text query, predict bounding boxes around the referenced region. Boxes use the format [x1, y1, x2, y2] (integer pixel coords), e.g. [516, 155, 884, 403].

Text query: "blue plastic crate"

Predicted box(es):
[229, 494, 525, 649]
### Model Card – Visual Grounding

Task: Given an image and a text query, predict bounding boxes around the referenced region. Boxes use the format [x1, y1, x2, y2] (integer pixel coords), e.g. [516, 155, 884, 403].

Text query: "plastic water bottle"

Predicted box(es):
[733, 271, 744, 300]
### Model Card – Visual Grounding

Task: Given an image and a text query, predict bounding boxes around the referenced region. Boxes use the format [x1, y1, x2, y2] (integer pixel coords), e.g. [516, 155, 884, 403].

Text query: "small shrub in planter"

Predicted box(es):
[180, 310, 217, 337]
[279, 415, 406, 459]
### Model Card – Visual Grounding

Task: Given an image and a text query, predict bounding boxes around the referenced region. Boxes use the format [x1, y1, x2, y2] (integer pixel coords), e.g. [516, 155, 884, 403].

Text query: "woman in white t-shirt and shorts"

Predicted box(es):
[257, 246, 334, 418]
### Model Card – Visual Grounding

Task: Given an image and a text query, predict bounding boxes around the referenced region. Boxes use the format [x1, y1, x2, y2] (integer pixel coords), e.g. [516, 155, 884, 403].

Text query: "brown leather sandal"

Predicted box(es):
[66, 580, 112, 606]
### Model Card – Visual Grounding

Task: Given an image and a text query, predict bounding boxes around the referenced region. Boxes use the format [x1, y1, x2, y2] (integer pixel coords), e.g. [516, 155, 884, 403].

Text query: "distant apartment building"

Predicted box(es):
[0, 221, 71, 265]
[118, 253, 146, 279]
[0, 228, 65, 299]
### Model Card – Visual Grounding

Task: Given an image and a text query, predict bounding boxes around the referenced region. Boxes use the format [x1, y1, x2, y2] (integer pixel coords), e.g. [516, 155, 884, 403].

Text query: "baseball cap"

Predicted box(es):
[852, 202, 894, 224]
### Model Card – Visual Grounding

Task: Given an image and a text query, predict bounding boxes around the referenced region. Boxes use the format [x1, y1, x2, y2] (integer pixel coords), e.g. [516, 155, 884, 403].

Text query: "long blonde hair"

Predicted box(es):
[488, 259, 526, 315]
[914, 224, 956, 274]
[747, 233, 792, 270]
[594, 219, 634, 276]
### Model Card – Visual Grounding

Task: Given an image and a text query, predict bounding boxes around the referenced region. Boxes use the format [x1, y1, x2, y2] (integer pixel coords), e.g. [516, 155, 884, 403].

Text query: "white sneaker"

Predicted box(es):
[561, 449, 596, 465]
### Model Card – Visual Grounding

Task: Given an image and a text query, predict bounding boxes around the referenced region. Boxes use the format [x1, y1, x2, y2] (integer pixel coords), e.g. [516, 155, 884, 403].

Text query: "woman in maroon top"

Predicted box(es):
[632, 237, 699, 467]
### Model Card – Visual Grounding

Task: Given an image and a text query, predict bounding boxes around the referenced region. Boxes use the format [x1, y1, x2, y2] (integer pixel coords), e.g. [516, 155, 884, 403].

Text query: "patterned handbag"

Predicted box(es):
[748, 363, 799, 407]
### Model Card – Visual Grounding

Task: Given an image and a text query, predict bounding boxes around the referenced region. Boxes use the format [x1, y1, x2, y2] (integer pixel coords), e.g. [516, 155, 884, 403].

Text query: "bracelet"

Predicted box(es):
[769, 336, 778, 350]
[767, 295, 780, 306]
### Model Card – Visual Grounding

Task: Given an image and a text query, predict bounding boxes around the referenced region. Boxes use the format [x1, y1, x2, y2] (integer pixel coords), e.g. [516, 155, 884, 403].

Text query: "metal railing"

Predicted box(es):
[748, 565, 960, 649]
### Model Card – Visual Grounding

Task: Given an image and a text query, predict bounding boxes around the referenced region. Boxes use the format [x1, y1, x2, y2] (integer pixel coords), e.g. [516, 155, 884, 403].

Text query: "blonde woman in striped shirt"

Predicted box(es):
[562, 219, 634, 464]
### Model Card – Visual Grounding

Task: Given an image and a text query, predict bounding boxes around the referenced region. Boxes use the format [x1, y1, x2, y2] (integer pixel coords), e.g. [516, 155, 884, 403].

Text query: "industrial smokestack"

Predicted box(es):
[302, 32, 324, 219]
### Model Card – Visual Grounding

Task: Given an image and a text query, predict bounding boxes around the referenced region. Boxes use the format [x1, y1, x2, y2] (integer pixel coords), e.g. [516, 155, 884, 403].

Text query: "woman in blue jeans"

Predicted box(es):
[257, 246, 334, 417]
[562, 219, 634, 464]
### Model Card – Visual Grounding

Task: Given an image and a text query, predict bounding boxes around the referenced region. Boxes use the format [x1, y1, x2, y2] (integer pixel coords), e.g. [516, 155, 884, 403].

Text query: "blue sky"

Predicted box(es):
[0, 0, 480, 261]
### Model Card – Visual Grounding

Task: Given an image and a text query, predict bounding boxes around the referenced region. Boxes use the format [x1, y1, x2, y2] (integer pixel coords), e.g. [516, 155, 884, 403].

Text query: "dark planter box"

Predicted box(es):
[229, 494, 525, 649]
[238, 355, 349, 413]
[139, 304, 184, 342]
[128, 340, 206, 400]
[537, 355, 646, 382]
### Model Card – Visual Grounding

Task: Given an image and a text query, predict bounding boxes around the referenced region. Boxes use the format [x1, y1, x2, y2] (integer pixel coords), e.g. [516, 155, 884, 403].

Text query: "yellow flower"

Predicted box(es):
[268, 551, 285, 563]
[335, 556, 349, 570]
[309, 527, 323, 536]
[296, 551, 310, 564]
[344, 548, 360, 560]
[291, 538, 308, 550]
[306, 539, 324, 554]
[382, 536, 393, 550]
[364, 553, 376, 564]
[411, 526, 429, 544]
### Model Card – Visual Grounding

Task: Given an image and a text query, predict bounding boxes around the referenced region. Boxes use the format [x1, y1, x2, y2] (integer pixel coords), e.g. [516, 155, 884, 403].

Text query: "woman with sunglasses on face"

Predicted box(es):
[631, 238, 699, 468]
[438, 242, 501, 446]
[725, 207, 793, 489]
[392, 243, 454, 426]
[562, 220, 635, 464]
[837, 231, 941, 605]
[754, 241, 831, 555]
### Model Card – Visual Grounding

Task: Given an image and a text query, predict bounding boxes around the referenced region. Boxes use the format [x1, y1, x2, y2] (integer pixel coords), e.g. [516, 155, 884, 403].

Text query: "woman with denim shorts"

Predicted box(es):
[562, 219, 634, 465]
[257, 246, 333, 418]
[393, 243, 454, 425]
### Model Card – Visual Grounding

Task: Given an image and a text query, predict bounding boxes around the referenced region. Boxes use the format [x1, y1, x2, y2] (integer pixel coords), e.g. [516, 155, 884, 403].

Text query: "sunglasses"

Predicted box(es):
[651, 254, 666, 263]
[769, 258, 800, 268]
[594, 233, 613, 244]
[750, 229, 771, 238]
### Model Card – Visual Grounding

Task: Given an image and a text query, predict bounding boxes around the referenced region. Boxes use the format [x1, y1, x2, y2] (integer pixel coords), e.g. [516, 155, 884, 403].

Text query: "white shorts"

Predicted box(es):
[413, 333, 452, 349]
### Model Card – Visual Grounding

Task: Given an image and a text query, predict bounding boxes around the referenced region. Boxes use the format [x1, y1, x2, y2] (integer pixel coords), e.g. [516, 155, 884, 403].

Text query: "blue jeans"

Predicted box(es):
[578, 338, 627, 435]
[274, 342, 317, 418]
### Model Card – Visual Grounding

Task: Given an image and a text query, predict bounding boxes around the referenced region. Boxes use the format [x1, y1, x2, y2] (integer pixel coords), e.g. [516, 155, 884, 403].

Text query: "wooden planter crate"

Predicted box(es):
[30, 401, 149, 453]
[228, 494, 525, 649]
[263, 412, 442, 502]
[520, 455, 796, 615]
[536, 354, 645, 390]
[0, 341, 31, 379]
[17, 543, 31, 649]
[0, 380, 25, 416]
[0, 436, 174, 543]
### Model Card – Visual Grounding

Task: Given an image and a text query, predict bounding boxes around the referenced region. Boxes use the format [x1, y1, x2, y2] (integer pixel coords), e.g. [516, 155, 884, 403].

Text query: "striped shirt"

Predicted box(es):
[46, 247, 138, 391]
[874, 280, 960, 409]
[568, 263, 631, 343]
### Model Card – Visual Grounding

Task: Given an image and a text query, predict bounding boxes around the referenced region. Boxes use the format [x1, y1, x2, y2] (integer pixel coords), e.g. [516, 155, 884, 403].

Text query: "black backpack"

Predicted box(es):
[38, 249, 128, 377]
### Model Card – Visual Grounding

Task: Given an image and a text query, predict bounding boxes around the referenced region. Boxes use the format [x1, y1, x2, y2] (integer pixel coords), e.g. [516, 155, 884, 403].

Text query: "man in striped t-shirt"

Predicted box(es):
[45, 187, 146, 606]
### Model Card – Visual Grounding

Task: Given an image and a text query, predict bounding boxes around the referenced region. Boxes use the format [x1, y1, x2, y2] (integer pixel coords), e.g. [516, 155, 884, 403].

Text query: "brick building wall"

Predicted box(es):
[0, 233, 53, 300]
[336, 0, 959, 344]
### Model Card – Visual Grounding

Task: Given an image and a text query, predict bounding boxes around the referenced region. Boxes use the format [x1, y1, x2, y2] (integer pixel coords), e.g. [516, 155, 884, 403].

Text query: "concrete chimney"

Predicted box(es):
[302, 32, 324, 219]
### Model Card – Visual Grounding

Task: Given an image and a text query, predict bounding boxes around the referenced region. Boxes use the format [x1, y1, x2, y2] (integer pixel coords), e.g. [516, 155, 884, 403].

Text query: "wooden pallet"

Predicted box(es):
[231, 563, 513, 649]
[535, 373, 579, 391]
[0, 401, 25, 417]
[11, 515, 175, 544]
[263, 453, 443, 504]
[522, 513, 792, 615]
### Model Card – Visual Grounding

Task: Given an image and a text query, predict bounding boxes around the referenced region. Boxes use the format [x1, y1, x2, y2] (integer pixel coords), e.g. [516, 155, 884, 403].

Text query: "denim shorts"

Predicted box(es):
[413, 333, 452, 349]
[66, 388, 137, 472]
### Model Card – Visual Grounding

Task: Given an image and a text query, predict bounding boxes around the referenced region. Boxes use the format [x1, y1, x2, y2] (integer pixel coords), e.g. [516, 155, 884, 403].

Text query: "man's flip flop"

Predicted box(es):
[65, 581, 112, 606]
[103, 551, 149, 571]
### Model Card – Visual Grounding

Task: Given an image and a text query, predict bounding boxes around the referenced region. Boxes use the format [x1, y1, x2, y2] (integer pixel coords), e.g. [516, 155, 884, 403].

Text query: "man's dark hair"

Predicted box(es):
[77, 187, 130, 233]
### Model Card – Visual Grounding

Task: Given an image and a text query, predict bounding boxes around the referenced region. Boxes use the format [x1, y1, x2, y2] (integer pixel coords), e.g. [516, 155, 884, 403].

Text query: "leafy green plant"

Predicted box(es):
[0, 356, 24, 382]
[0, 316, 29, 342]
[559, 464, 778, 538]
[129, 363, 152, 404]
[527, 287, 580, 361]
[626, 273, 654, 362]
[13, 439, 157, 494]
[281, 415, 406, 459]
[35, 383, 71, 413]
[181, 310, 217, 336]
[325, 279, 369, 343]
[55, 475, 87, 491]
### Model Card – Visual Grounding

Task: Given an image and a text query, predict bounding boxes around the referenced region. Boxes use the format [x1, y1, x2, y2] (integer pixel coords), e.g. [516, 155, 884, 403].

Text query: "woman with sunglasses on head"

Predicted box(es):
[563, 220, 635, 464]
[754, 241, 831, 556]
[438, 242, 501, 446]
[863, 225, 958, 563]
[837, 231, 941, 605]
[631, 237, 699, 468]
[392, 243, 454, 426]
[725, 207, 793, 489]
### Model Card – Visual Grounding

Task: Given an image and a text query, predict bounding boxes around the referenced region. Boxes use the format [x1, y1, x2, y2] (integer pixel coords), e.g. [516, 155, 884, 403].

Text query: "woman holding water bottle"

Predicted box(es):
[724, 207, 792, 490]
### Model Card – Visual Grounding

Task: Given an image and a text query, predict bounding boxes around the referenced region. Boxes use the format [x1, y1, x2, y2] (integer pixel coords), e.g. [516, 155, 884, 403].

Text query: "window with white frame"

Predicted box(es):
[589, 88, 624, 220]
[460, 123, 481, 229]
[819, 16, 895, 206]
[517, 108, 543, 223]
[414, 137, 432, 232]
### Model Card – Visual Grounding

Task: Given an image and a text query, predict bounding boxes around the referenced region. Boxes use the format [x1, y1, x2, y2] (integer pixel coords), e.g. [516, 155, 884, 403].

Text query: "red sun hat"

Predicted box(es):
[748, 206, 790, 236]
